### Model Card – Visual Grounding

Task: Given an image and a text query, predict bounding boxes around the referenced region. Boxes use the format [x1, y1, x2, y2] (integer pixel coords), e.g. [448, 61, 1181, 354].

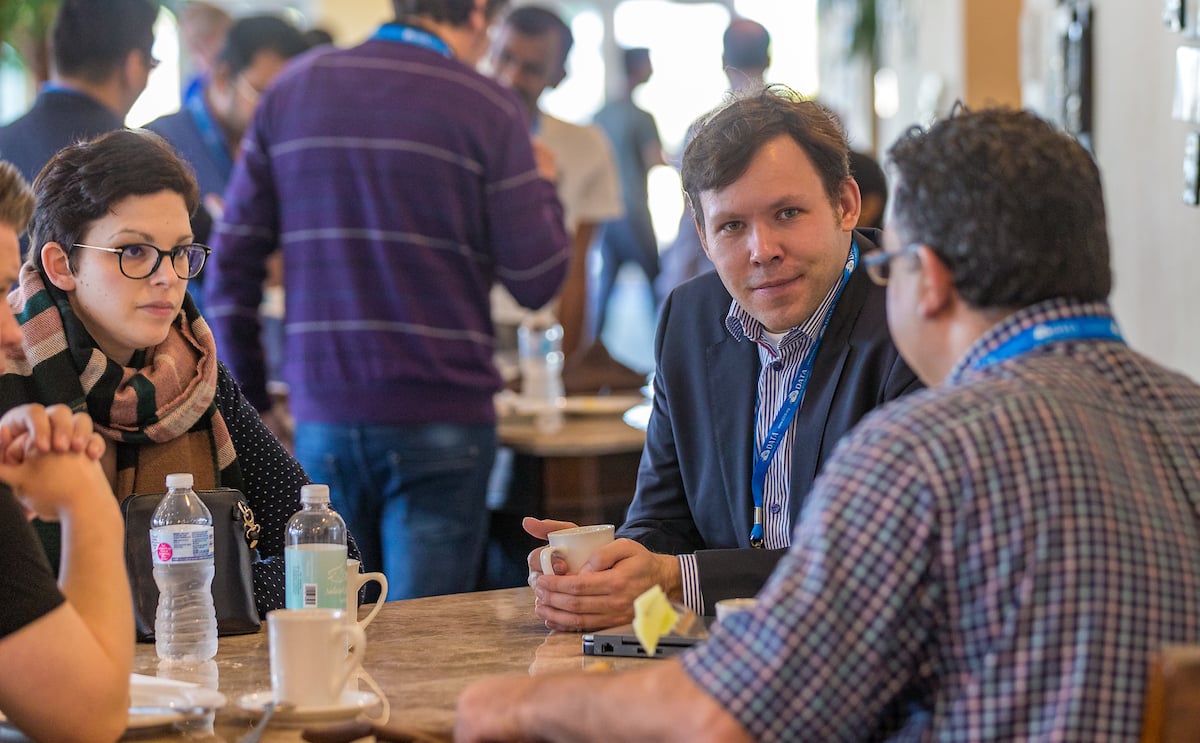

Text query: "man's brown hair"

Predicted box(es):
[681, 86, 849, 231]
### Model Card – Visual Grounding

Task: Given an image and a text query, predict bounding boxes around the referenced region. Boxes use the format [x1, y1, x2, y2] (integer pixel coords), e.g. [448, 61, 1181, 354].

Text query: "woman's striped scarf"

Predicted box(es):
[2, 262, 243, 499]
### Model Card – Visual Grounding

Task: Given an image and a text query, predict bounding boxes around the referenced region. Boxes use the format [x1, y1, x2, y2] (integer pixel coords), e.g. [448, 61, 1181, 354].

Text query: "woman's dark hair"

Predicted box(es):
[29, 129, 200, 272]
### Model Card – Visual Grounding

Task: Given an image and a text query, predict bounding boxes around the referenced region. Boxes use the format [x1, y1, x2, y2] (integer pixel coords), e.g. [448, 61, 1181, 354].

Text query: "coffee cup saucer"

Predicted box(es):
[236, 689, 381, 724]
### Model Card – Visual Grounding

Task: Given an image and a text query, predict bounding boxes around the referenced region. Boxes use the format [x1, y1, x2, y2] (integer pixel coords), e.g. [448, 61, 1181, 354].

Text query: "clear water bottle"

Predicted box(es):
[285, 484, 348, 609]
[518, 310, 564, 432]
[151, 473, 218, 661]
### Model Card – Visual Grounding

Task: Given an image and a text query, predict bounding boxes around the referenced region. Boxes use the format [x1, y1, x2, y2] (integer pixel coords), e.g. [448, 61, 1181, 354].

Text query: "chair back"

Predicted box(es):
[1141, 645, 1200, 743]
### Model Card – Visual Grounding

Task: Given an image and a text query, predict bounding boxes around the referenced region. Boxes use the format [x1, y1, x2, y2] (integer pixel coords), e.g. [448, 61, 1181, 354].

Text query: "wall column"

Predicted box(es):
[963, 0, 1022, 107]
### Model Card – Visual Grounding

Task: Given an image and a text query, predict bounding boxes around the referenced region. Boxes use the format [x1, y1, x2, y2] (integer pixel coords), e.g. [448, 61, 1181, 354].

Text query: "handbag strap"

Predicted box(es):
[234, 499, 262, 550]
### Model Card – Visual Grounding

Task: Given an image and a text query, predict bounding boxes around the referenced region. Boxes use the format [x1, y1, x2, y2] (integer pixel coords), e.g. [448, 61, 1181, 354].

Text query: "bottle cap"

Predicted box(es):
[300, 484, 331, 504]
[165, 473, 193, 489]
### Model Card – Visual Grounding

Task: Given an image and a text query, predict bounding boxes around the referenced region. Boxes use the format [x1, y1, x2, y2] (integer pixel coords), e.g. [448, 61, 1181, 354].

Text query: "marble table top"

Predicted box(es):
[498, 411, 645, 457]
[127, 587, 651, 741]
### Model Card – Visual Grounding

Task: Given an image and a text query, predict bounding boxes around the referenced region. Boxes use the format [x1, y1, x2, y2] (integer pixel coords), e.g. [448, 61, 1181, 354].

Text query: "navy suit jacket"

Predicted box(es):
[146, 106, 232, 205]
[617, 230, 922, 613]
[0, 90, 122, 183]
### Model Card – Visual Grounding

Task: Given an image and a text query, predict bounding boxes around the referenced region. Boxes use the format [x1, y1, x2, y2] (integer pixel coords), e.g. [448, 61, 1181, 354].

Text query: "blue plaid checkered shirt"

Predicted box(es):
[682, 297, 1200, 741]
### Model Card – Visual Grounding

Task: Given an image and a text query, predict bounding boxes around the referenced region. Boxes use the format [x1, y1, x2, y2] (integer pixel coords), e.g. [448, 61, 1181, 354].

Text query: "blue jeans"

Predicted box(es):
[294, 422, 496, 600]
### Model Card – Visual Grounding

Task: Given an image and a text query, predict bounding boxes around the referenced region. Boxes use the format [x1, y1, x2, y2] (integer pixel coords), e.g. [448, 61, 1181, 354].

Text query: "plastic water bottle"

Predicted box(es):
[518, 310, 564, 432]
[285, 484, 348, 609]
[151, 473, 218, 661]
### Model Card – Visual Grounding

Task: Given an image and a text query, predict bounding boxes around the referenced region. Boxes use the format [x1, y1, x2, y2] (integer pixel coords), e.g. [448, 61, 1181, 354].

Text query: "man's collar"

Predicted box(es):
[724, 242, 858, 350]
[946, 298, 1116, 384]
[41, 80, 120, 117]
[376, 20, 455, 59]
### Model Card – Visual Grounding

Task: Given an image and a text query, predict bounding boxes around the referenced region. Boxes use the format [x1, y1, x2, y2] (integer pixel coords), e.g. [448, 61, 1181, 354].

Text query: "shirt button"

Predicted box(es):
[768, 503, 782, 515]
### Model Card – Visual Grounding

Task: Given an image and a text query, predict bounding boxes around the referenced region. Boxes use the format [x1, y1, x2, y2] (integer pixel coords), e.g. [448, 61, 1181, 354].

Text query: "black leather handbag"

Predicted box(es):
[122, 487, 262, 641]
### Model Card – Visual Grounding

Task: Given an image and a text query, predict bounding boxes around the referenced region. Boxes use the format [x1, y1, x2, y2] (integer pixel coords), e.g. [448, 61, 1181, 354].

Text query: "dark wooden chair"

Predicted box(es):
[1141, 645, 1200, 743]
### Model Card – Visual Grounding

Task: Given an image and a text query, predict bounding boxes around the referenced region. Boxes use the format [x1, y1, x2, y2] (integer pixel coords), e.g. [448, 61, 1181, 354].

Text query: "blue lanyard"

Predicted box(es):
[184, 84, 233, 183]
[372, 24, 452, 57]
[971, 315, 1123, 371]
[749, 242, 858, 548]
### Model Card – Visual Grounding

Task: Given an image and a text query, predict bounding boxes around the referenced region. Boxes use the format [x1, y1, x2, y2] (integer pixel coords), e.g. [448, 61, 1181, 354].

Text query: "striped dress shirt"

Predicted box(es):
[678, 249, 854, 612]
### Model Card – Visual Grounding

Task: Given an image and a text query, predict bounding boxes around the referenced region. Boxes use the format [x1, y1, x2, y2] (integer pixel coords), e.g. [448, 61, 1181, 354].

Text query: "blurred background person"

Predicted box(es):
[655, 17, 771, 301]
[849, 150, 887, 230]
[205, 0, 569, 601]
[592, 46, 665, 343]
[482, 4, 637, 591]
[178, 1, 233, 99]
[488, 4, 639, 393]
[302, 28, 336, 49]
[0, 0, 159, 185]
[147, 14, 308, 316]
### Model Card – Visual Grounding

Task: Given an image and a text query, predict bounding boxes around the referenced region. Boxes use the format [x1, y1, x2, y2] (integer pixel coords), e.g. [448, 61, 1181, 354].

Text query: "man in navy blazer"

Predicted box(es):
[525, 88, 920, 631]
[0, 0, 158, 185]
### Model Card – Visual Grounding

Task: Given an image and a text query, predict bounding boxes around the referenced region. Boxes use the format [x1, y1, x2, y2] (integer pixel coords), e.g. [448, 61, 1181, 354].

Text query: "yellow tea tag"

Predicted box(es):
[632, 585, 679, 657]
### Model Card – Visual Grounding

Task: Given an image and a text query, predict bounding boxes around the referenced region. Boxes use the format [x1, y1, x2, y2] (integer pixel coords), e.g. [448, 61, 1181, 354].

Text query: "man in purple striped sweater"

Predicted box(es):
[204, 0, 569, 600]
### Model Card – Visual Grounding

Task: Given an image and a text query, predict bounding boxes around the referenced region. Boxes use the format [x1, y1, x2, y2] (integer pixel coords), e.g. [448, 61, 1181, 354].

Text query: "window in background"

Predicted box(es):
[608, 0, 819, 245]
[513, 0, 820, 246]
[0, 44, 30, 126]
[735, 0, 819, 95]
[540, 7, 607, 125]
[613, 1, 730, 156]
[610, 1, 729, 245]
[127, 7, 181, 128]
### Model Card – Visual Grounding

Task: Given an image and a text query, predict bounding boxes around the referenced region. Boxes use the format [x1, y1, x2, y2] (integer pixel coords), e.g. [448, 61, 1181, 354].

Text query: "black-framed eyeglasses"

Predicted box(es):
[72, 242, 211, 280]
[862, 243, 923, 286]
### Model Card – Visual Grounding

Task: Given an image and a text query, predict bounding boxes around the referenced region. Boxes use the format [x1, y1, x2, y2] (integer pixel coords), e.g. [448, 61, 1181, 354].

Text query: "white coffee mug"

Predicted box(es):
[539, 524, 614, 575]
[715, 598, 758, 622]
[268, 608, 365, 708]
[346, 558, 388, 629]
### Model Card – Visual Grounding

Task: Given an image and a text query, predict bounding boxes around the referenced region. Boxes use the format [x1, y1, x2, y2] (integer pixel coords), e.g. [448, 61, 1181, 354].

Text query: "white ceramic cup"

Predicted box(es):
[715, 598, 759, 622]
[345, 559, 388, 630]
[268, 608, 365, 708]
[539, 524, 614, 575]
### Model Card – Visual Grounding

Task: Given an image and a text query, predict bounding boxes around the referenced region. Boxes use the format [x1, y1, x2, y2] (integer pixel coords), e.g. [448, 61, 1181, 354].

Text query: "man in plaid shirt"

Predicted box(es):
[456, 107, 1200, 741]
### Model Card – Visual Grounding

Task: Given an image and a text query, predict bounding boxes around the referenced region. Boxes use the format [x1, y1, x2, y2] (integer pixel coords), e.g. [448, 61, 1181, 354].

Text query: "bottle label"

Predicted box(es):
[285, 543, 348, 609]
[150, 525, 214, 564]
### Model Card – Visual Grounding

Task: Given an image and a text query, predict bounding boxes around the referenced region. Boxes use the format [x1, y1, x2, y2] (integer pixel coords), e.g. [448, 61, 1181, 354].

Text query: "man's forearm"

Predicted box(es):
[515, 661, 749, 743]
[58, 494, 134, 676]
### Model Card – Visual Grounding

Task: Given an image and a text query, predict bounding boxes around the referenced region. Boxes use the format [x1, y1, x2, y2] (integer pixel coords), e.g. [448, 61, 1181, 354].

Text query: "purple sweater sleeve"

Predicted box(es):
[205, 121, 276, 411]
[483, 113, 569, 309]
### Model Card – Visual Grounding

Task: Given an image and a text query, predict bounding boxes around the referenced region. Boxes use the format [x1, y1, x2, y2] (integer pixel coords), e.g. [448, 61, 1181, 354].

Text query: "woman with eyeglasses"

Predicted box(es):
[0, 128, 355, 617]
